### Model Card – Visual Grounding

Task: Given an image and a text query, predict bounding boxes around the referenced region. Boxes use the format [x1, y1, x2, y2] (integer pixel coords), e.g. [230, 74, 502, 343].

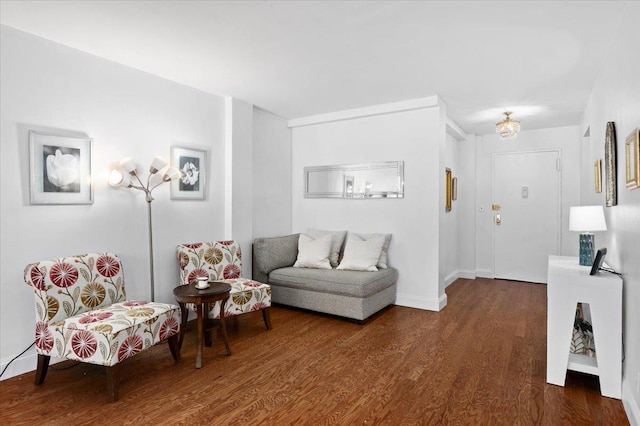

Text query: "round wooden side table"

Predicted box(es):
[173, 281, 232, 369]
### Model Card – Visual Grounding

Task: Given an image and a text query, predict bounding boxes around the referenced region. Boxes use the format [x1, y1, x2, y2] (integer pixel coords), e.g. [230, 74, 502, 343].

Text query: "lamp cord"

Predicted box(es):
[0, 342, 34, 379]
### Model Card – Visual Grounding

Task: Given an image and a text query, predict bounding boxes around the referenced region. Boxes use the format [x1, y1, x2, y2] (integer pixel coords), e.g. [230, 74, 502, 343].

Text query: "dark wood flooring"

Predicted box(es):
[0, 278, 629, 425]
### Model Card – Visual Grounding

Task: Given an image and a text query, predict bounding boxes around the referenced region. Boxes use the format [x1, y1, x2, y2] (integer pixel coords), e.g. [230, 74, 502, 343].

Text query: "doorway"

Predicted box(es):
[493, 150, 561, 283]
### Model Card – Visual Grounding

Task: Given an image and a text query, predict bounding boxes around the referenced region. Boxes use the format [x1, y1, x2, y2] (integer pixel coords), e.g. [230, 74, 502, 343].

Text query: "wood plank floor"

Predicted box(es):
[0, 278, 629, 425]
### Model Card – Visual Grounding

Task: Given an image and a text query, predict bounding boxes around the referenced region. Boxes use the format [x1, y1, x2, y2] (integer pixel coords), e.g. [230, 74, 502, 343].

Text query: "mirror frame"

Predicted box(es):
[304, 161, 404, 199]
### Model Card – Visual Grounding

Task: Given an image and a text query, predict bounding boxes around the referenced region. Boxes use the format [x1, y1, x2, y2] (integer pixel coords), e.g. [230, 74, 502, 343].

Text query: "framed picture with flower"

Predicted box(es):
[170, 145, 207, 200]
[29, 131, 93, 205]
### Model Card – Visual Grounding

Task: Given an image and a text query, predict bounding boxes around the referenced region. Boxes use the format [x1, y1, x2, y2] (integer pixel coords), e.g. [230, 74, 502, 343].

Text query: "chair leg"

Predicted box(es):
[105, 364, 120, 403]
[262, 307, 273, 330]
[168, 333, 181, 362]
[34, 354, 50, 385]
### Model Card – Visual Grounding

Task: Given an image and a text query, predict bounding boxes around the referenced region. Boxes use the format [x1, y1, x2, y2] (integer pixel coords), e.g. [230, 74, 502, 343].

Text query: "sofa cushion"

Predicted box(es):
[293, 233, 332, 269]
[269, 267, 398, 298]
[336, 233, 386, 272]
[350, 232, 392, 269]
[307, 229, 347, 267]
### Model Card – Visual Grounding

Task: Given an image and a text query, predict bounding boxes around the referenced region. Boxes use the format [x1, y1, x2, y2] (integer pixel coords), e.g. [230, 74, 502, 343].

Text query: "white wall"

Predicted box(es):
[225, 98, 254, 277]
[252, 108, 292, 240]
[579, 2, 640, 420]
[473, 126, 581, 278]
[457, 134, 477, 277]
[0, 26, 226, 378]
[290, 98, 447, 311]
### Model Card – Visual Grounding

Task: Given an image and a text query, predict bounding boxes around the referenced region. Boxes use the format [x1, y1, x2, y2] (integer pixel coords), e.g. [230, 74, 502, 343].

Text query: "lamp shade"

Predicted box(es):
[150, 156, 168, 173]
[163, 166, 181, 182]
[569, 205, 607, 232]
[120, 157, 137, 174]
[108, 169, 131, 187]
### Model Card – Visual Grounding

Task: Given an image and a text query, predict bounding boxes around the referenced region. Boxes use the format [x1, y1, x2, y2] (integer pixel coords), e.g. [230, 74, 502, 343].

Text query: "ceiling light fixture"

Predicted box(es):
[496, 112, 521, 139]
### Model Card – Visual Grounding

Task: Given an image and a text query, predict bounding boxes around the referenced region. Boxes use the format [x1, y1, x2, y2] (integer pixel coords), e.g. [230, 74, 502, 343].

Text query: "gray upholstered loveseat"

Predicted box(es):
[252, 234, 398, 321]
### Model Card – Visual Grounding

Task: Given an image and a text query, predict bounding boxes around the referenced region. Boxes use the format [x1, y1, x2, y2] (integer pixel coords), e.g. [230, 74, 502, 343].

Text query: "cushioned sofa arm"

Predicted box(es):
[252, 234, 300, 282]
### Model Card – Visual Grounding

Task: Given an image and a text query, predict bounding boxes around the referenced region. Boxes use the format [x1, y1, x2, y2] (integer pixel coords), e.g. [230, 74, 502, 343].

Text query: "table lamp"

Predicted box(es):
[569, 205, 607, 266]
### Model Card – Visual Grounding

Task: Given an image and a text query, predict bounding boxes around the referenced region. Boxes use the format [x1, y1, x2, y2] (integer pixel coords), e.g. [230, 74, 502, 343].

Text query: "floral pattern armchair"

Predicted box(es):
[176, 241, 272, 330]
[24, 253, 181, 402]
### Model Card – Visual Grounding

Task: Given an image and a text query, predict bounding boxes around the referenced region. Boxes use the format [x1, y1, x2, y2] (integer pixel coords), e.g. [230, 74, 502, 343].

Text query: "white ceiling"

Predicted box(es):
[0, 1, 631, 134]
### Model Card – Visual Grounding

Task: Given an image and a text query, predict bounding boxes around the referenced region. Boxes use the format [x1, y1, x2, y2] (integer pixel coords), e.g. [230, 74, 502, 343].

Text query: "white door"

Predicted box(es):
[493, 150, 560, 283]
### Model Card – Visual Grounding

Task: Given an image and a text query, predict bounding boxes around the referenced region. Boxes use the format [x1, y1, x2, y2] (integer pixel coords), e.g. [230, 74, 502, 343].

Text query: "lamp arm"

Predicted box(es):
[124, 180, 153, 202]
[149, 180, 166, 192]
[128, 184, 147, 192]
[132, 173, 146, 190]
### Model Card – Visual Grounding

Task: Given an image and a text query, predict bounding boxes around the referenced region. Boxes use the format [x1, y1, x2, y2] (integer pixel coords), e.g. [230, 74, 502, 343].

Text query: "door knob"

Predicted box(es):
[496, 214, 501, 225]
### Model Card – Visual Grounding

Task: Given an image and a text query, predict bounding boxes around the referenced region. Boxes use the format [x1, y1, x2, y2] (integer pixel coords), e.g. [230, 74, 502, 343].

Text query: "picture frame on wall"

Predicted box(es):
[594, 159, 602, 193]
[604, 122, 617, 206]
[625, 127, 639, 190]
[170, 145, 207, 200]
[445, 168, 452, 212]
[452, 177, 458, 201]
[29, 131, 93, 205]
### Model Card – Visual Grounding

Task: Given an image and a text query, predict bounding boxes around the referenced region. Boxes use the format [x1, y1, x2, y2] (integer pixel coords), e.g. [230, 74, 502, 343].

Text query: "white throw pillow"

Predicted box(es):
[293, 233, 332, 269]
[337, 234, 386, 272]
[307, 229, 347, 267]
[350, 232, 392, 269]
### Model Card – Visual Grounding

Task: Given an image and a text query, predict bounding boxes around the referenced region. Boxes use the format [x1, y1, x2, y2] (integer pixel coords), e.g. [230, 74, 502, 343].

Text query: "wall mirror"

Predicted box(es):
[304, 161, 404, 199]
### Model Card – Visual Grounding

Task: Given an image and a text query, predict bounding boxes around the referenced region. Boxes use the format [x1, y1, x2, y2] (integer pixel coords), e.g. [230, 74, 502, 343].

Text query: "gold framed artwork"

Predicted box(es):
[594, 159, 602, 193]
[625, 127, 639, 189]
[452, 177, 458, 201]
[445, 168, 452, 212]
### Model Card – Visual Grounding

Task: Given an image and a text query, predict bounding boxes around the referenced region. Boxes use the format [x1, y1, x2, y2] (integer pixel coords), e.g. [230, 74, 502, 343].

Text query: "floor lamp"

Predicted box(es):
[109, 157, 180, 301]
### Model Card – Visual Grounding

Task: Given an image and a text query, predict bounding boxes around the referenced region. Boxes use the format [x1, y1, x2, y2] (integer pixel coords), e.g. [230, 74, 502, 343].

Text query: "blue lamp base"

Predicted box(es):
[579, 233, 595, 266]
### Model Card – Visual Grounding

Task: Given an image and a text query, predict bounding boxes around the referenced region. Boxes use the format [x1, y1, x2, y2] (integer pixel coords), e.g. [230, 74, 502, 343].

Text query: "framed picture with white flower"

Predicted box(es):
[170, 145, 207, 200]
[29, 131, 93, 205]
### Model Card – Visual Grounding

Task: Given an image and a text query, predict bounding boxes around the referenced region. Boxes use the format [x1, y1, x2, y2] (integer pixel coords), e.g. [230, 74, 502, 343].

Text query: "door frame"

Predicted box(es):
[491, 148, 562, 280]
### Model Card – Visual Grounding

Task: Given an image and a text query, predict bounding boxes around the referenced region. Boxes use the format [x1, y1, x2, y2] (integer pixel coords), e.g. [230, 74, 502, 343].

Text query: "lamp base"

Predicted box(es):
[579, 233, 595, 266]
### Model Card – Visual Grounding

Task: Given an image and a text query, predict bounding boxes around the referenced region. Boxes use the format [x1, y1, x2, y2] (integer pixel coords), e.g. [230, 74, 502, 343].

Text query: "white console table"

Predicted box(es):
[546, 255, 622, 399]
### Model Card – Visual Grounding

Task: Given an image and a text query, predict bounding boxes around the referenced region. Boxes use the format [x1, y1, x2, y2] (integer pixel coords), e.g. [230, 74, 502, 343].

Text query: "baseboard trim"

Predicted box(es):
[438, 293, 448, 310]
[623, 377, 640, 426]
[444, 271, 459, 288]
[476, 269, 494, 279]
[0, 351, 37, 381]
[457, 270, 477, 280]
[396, 293, 447, 312]
[0, 349, 68, 381]
[445, 270, 478, 288]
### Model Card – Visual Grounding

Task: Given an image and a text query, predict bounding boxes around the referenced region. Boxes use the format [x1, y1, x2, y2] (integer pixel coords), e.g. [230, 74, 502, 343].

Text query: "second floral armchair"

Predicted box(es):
[176, 240, 272, 330]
